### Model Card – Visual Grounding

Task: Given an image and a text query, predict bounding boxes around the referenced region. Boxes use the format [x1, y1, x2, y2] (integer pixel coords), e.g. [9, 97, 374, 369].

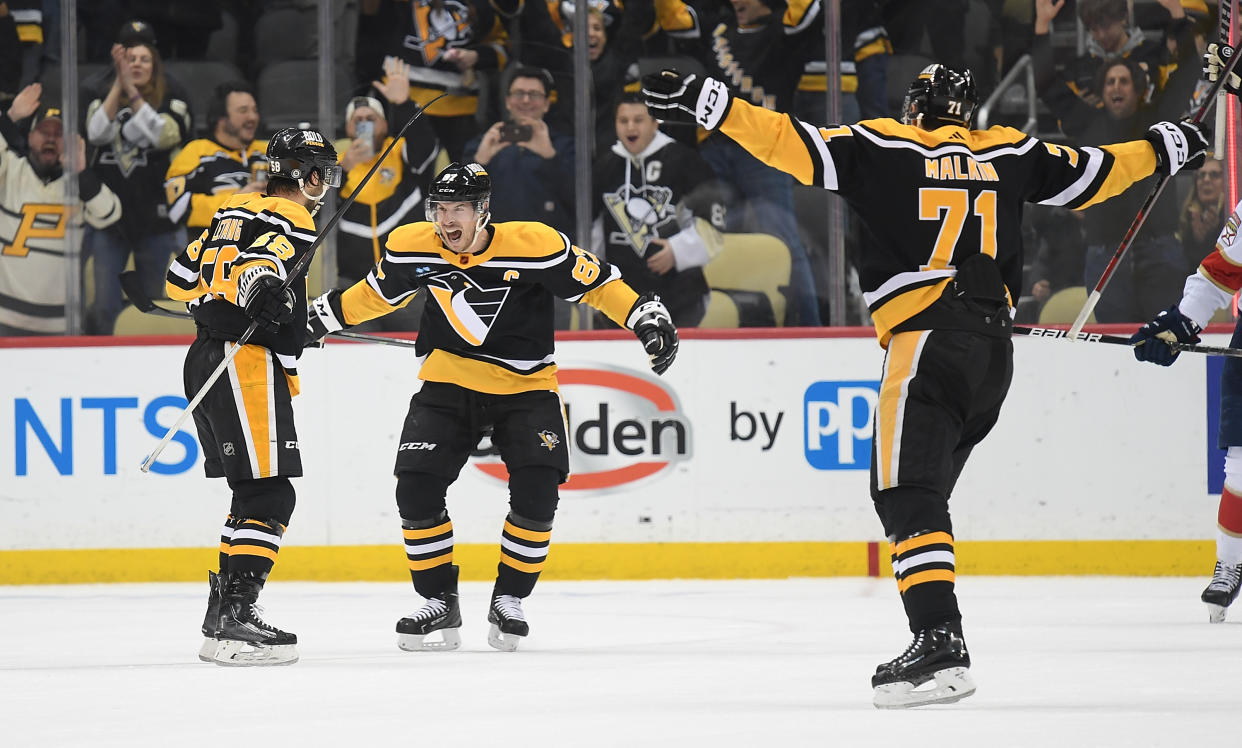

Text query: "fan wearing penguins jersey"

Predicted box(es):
[643, 63, 1207, 707]
[592, 93, 727, 327]
[306, 161, 678, 653]
[164, 127, 341, 668]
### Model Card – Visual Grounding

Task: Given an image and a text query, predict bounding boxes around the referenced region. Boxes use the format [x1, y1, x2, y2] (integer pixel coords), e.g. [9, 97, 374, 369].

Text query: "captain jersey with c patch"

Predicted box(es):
[336, 220, 640, 394]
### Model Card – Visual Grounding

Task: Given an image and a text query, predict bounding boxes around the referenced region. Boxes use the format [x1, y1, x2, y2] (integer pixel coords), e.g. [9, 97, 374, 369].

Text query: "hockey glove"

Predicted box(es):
[305, 289, 346, 347]
[626, 293, 679, 375]
[641, 69, 732, 131]
[1204, 43, 1241, 96]
[1129, 304, 1201, 366]
[1146, 120, 1209, 177]
[236, 266, 295, 333]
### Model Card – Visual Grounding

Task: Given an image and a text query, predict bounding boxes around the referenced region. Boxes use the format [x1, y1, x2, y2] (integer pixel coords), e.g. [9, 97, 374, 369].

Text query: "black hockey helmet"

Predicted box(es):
[266, 127, 342, 189]
[425, 162, 492, 234]
[901, 64, 977, 130]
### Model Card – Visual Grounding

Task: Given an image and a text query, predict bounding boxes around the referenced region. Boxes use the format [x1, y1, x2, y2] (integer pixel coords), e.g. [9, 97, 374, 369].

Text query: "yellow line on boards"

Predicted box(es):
[0, 540, 1216, 585]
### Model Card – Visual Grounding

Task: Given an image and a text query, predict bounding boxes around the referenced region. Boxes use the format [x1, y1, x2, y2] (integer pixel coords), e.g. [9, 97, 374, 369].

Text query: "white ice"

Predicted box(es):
[2, 577, 1240, 747]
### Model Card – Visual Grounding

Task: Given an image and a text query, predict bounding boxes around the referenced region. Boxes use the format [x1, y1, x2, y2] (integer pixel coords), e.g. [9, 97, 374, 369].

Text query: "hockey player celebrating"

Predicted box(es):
[306, 162, 678, 652]
[1129, 42, 1242, 625]
[643, 64, 1207, 706]
[164, 127, 341, 666]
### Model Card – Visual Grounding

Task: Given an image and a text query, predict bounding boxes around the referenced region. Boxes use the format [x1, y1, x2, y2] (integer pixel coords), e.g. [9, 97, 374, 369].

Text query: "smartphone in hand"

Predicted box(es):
[499, 120, 533, 144]
[355, 120, 375, 158]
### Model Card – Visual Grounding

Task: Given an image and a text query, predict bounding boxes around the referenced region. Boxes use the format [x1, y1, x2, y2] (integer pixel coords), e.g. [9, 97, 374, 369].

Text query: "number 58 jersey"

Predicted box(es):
[717, 100, 1159, 346]
[335, 220, 640, 394]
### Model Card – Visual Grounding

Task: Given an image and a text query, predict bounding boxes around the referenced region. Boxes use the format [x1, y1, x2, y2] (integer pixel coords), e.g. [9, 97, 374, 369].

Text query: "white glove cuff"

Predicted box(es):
[310, 292, 345, 333]
[626, 299, 670, 330]
[236, 265, 280, 307]
[696, 77, 731, 130]
[1149, 121, 1191, 175]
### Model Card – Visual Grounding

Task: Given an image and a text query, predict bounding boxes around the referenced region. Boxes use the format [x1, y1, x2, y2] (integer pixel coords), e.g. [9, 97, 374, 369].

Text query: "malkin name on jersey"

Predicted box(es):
[924, 155, 999, 182]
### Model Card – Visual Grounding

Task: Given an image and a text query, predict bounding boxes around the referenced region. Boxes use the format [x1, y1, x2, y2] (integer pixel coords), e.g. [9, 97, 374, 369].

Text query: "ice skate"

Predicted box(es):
[396, 591, 462, 652]
[197, 570, 222, 662]
[211, 572, 298, 667]
[487, 589, 529, 652]
[1201, 561, 1242, 623]
[872, 623, 976, 709]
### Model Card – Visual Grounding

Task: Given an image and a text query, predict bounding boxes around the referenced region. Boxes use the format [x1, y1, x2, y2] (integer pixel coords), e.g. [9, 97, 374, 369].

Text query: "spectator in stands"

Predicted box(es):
[883, 0, 968, 69]
[1179, 158, 1229, 273]
[335, 57, 440, 331]
[463, 66, 576, 236]
[1037, 47, 1200, 322]
[795, 0, 891, 125]
[1033, 0, 1192, 107]
[0, 2, 44, 107]
[1022, 206, 1088, 321]
[0, 86, 121, 335]
[164, 81, 266, 237]
[593, 93, 726, 327]
[654, 0, 823, 325]
[83, 20, 192, 335]
[366, 0, 509, 162]
[125, 0, 222, 60]
[568, 5, 643, 149]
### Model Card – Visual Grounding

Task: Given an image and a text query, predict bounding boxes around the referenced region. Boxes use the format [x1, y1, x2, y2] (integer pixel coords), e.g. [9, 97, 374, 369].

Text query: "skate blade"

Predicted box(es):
[211, 639, 299, 667]
[487, 624, 523, 652]
[197, 637, 218, 663]
[1205, 602, 1228, 623]
[873, 666, 976, 709]
[398, 627, 462, 652]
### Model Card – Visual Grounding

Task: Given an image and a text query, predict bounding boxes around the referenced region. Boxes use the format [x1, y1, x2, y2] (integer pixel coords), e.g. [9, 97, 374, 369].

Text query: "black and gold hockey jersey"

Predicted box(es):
[164, 138, 269, 231]
[165, 192, 317, 393]
[336, 221, 640, 394]
[716, 98, 1158, 346]
[389, 0, 509, 118]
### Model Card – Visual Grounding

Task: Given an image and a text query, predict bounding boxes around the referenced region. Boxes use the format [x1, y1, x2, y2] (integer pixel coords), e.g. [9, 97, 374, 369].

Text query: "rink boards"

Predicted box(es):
[0, 327, 1224, 583]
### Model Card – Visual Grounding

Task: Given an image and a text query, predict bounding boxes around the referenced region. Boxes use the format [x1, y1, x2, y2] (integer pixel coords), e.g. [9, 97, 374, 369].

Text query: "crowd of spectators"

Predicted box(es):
[0, 0, 1233, 336]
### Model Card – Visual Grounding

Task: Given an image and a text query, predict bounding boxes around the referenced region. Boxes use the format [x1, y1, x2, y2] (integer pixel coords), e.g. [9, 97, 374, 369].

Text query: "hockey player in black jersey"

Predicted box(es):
[644, 63, 1208, 707]
[306, 162, 678, 651]
[165, 127, 341, 666]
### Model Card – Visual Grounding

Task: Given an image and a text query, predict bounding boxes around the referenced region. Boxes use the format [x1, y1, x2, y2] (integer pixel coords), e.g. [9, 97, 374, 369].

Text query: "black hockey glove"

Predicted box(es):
[1129, 304, 1201, 366]
[236, 266, 295, 333]
[305, 289, 346, 348]
[626, 293, 678, 375]
[1146, 120, 1209, 177]
[1204, 42, 1241, 96]
[641, 69, 732, 131]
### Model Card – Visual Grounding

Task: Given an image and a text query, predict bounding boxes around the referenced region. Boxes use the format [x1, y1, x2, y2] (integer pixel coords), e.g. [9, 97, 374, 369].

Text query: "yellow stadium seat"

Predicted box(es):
[699, 290, 741, 328]
[1038, 286, 1094, 325]
[113, 302, 195, 336]
[703, 233, 791, 326]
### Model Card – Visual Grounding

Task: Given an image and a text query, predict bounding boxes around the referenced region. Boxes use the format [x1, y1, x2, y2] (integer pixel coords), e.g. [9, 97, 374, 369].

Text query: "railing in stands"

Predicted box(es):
[976, 54, 1037, 133]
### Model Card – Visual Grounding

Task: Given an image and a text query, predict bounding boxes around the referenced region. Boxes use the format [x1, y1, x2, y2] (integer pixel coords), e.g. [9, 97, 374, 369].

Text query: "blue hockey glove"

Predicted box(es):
[1129, 304, 1201, 366]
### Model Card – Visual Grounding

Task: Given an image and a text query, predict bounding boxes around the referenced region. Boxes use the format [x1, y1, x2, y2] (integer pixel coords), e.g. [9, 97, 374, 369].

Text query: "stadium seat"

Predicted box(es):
[37, 63, 108, 108]
[113, 302, 195, 336]
[699, 290, 740, 328]
[1038, 286, 1094, 324]
[258, 60, 352, 132]
[163, 61, 247, 136]
[254, 7, 317, 69]
[703, 233, 791, 326]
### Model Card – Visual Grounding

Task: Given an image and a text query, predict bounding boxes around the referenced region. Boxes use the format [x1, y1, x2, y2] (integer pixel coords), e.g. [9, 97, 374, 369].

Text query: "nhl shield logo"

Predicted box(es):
[537, 430, 560, 450]
[222, 442, 236, 456]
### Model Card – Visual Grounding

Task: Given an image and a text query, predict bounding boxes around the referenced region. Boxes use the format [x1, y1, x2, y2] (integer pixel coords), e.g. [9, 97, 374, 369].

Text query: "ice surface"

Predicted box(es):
[1, 577, 1239, 747]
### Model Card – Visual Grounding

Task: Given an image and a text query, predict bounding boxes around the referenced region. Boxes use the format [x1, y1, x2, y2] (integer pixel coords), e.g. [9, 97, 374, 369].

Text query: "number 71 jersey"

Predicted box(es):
[717, 102, 1158, 346]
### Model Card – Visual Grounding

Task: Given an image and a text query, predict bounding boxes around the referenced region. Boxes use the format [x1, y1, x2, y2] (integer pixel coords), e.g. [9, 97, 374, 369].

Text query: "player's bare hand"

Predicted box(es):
[374, 56, 411, 105]
[6, 82, 40, 121]
[646, 239, 675, 275]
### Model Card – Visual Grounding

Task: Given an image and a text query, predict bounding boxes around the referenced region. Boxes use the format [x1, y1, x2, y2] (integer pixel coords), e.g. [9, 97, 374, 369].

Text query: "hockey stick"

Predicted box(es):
[139, 94, 446, 473]
[1014, 324, 1242, 357]
[1067, 42, 1242, 339]
[1215, 0, 1233, 157]
[119, 271, 418, 349]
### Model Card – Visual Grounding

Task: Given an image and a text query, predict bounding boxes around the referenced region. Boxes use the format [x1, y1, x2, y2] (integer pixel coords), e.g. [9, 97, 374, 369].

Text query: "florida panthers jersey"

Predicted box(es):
[165, 192, 317, 392]
[336, 220, 640, 394]
[1179, 199, 1242, 326]
[717, 98, 1159, 346]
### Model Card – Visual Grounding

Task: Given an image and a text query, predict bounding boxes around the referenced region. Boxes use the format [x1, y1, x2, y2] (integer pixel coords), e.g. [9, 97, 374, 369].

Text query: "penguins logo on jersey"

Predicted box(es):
[97, 107, 150, 177]
[603, 184, 676, 256]
[402, 0, 475, 64]
[425, 270, 512, 345]
[537, 430, 560, 450]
